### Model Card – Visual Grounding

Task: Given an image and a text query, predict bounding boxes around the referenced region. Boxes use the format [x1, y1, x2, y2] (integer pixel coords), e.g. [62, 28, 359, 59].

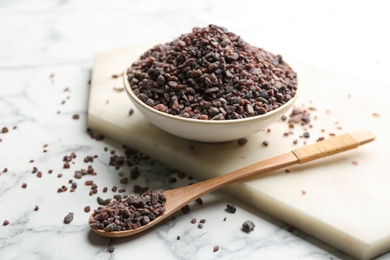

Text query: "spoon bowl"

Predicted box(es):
[89, 189, 183, 238]
[89, 130, 375, 238]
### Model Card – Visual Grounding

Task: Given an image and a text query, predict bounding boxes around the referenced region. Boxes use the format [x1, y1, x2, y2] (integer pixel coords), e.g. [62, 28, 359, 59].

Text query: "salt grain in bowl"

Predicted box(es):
[124, 24, 299, 142]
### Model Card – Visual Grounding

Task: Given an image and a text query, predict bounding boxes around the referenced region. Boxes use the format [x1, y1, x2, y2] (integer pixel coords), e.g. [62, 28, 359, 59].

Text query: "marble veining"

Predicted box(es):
[1, 0, 390, 259]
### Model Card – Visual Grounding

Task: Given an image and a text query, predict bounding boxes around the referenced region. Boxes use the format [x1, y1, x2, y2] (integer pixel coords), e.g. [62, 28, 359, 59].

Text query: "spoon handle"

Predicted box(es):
[292, 130, 375, 163]
[178, 130, 375, 199]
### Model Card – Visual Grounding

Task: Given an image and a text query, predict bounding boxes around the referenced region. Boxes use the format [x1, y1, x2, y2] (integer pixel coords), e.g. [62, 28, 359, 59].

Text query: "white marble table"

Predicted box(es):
[1, 0, 389, 259]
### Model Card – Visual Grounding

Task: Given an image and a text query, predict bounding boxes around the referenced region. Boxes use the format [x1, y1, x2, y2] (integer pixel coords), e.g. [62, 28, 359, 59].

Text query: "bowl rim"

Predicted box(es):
[123, 57, 299, 126]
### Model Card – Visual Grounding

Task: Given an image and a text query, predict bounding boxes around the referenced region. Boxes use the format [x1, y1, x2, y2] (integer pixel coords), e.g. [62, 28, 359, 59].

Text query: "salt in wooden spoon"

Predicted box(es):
[89, 130, 375, 238]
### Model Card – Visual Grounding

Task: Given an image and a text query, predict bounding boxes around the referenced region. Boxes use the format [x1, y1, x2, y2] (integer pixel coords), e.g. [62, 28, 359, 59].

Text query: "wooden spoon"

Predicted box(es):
[89, 130, 375, 238]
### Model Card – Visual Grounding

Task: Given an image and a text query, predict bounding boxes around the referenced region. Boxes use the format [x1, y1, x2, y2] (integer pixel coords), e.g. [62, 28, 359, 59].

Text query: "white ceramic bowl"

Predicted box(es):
[123, 60, 299, 143]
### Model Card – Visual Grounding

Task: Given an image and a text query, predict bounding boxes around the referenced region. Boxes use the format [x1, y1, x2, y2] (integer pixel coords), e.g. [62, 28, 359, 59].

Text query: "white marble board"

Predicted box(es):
[88, 44, 390, 260]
